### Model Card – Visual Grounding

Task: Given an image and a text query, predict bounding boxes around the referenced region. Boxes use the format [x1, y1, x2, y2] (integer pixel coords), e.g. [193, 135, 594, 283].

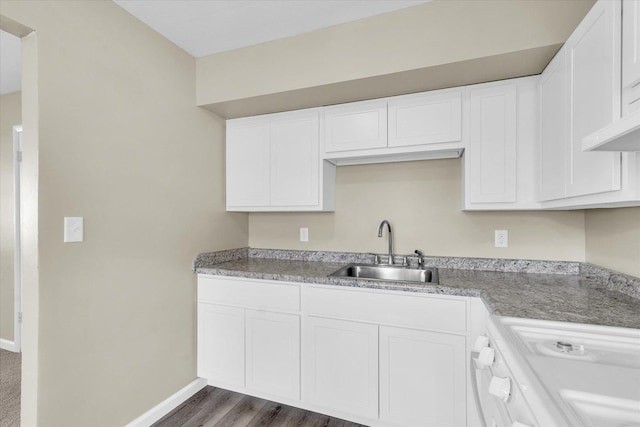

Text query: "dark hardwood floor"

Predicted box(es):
[153, 386, 367, 427]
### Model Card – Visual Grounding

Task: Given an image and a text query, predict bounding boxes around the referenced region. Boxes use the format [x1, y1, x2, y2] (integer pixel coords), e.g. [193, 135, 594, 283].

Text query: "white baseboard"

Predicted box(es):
[125, 377, 207, 427]
[0, 338, 18, 352]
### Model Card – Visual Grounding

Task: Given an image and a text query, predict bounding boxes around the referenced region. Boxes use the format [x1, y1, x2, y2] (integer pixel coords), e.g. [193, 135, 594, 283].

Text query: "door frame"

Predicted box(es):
[12, 124, 23, 353]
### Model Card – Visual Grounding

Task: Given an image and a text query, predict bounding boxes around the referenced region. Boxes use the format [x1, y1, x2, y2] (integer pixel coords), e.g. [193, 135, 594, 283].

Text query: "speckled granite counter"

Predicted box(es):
[194, 250, 640, 330]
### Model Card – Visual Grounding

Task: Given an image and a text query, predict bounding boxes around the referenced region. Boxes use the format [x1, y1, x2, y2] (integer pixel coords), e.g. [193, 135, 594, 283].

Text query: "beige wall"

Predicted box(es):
[585, 207, 640, 277]
[0, 91, 21, 342]
[250, 160, 586, 261]
[0, 2, 248, 426]
[196, 0, 593, 117]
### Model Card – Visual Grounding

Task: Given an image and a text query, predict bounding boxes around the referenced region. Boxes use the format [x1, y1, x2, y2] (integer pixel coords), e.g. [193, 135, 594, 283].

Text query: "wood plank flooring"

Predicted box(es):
[153, 386, 367, 427]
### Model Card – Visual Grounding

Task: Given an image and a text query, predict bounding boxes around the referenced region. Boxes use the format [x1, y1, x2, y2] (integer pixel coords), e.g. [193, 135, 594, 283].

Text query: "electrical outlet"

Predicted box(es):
[300, 227, 309, 242]
[495, 230, 508, 248]
[64, 217, 84, 243]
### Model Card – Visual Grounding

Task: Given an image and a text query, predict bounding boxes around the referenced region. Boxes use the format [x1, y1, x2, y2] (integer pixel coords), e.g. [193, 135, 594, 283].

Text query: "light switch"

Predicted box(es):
[300, 227, 309, 242]
[64, 217, 83, 243]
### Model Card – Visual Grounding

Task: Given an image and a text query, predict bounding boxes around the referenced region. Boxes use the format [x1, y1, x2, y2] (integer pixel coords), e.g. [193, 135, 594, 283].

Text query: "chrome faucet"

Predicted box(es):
[414, 249, 424, 268]
[377, 220, 394, 265]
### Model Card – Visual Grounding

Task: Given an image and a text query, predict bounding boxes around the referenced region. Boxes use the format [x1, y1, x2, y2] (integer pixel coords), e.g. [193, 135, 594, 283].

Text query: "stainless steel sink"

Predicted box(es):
[329, 264, 438, 284]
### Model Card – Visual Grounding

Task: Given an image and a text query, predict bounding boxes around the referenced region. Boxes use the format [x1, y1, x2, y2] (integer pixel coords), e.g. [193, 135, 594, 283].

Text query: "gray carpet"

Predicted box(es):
[0, 349, 21, 427]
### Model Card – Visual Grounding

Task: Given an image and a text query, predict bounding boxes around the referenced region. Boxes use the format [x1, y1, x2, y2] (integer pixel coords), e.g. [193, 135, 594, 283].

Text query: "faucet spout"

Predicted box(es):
[377, 220, 394, 265]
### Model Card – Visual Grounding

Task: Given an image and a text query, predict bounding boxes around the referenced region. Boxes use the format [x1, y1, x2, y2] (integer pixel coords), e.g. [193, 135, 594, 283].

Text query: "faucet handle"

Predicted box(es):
[367, 253, 380, 264]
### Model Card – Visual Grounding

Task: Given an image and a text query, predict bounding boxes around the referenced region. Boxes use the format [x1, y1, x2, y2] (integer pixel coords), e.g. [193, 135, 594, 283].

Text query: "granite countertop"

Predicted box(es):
[195, 250, 640, 330]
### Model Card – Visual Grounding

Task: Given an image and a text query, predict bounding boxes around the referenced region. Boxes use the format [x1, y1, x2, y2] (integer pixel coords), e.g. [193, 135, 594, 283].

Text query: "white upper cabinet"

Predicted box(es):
[465, 84, 518, 205]
[388, 90, 463, 148]
[539, 0, 640, 208]
[582, 0, 640, 155]
[623, 0, 640, 114]
[323, 99, 387, 153]
[226, 118, 270, 208]
[226, 108, 335, 212]
[463, 77, 541, 210]
[270, 112, 319, 207]
[226, 0, 639, 213]
[322, 89, 464, 165]
[565, 0, 622, 198]
[539, 48, 569, 202]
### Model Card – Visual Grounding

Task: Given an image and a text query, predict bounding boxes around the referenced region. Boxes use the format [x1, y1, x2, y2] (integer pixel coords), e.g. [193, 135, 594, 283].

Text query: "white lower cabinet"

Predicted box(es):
[197, 276, 302, 402]
[197, 303, 302, 400]
[246, 310, 300, 400]
[197, 303, 245, 389]
[197, 275, 481, 426]
[379, 326, 467, 427]
[302, 316, 379, 420]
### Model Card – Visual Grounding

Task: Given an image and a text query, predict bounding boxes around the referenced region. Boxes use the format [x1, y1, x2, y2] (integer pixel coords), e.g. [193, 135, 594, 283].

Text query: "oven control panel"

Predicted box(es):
[472, 333, 538, 427]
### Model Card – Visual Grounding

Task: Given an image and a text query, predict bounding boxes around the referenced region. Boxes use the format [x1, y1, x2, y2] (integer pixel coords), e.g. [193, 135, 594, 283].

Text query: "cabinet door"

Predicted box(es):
[379, 326, 466, 427]
[468, 84, 517, 203]
[567, 0, 622, 197]
[388, 90, 462, 147]
[270, 111, 319, 207]
[623, 0, 640, 114]
[539, 48, 569, 201]
[246, 310, 300, 400]
[323, 100, 387, 153]
[197, 304, 245, 388]
[623, 0, 640, 89]
[226, 119, 270, 208]
[302, 316, 378, 419]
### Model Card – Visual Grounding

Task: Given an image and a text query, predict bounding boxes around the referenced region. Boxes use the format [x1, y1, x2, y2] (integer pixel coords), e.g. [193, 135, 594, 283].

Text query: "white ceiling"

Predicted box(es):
[0, 31, 22, 95]
[113, 0, 431, 57]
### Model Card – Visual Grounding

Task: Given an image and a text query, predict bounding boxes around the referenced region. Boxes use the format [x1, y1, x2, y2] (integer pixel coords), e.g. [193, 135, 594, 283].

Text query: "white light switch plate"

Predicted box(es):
[64, 217, 83, 243]
[300, 227, 309, 242]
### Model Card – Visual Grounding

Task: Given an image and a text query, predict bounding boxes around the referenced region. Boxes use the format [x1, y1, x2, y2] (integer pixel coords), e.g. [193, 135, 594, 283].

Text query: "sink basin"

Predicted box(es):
[329, 264, 438, 284]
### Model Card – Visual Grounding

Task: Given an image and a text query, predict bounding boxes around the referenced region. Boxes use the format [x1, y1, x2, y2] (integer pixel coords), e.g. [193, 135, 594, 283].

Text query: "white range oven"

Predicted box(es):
[471, 316, 640, 427]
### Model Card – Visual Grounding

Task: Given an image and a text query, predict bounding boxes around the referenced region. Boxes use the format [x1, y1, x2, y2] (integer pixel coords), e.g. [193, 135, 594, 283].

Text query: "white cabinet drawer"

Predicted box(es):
[198, 275, 300, 312]
[302, 286, 467, 334]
